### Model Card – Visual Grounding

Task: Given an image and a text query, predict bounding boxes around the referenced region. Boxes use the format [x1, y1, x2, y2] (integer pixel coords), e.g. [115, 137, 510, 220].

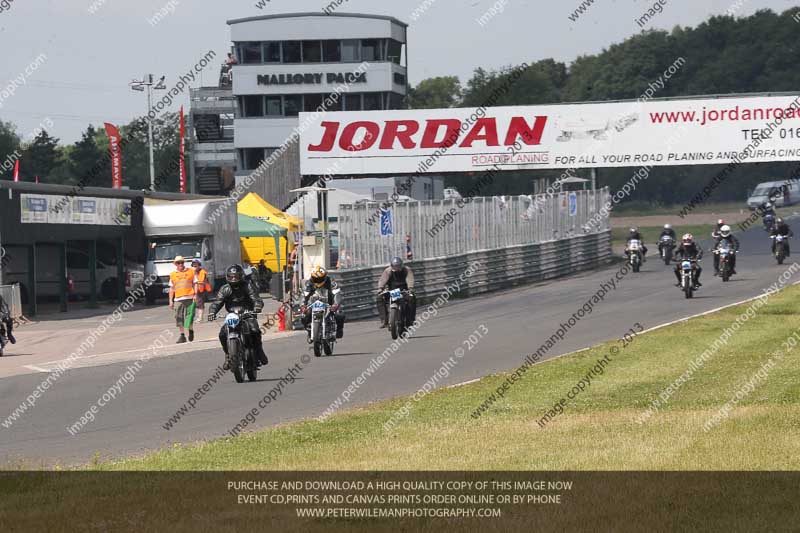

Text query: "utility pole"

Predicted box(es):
[129, 74, 166, 189]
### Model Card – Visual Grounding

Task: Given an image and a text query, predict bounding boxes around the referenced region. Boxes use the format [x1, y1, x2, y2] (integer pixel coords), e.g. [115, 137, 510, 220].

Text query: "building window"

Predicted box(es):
[322, 40, 341, 62]
[240, 42, 262, 64]
[393, 72, 406, 86]
[389, 93, 405, 109]
[264, 42, 281, 63]
[387, 40, 403, 65]
[265, 96, 282, 116]
[241, 95, 264, 117]
[363, 93, 382, 111]
[302, 40, 322, 63]
[323, 93, 343, 111]
[284, 95, 302, 117]
[361, 39, 383, 61]
[304, 94, 323, 112]
[242, 148, 265, 170]
[341, 40, 360, 62]
[283, 41, 302, 63]
[343, 93, 362, 111]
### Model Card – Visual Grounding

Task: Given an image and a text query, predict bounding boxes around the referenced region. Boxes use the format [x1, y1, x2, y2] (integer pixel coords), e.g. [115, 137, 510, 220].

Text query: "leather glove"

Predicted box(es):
[300, 305, 307, 314]
[331, 304, 341, 312]
[208, 312, 217, 321]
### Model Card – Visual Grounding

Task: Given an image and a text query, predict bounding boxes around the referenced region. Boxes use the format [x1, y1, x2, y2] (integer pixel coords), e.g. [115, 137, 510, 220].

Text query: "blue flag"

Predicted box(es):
[380, 208, 393, 236]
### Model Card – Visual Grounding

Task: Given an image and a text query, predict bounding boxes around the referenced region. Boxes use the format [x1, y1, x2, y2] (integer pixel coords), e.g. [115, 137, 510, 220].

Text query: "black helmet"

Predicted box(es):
[226, 264, 245, 287]
[390, 257, 404, 272]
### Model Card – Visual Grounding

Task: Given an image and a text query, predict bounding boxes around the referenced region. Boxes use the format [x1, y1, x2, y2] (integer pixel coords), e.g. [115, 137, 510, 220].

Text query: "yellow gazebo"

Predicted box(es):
[237, 193, 301, 271]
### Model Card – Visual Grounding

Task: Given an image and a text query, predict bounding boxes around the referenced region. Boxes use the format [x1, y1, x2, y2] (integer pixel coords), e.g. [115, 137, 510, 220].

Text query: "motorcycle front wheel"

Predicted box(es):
[228, 338, 244, 383]
[389, 307, 400, 340]
[314, 341, 323, 357]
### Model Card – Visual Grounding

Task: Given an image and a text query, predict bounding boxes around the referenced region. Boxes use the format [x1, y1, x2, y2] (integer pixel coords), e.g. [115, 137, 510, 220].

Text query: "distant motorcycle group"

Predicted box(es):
[624, 204, 793, 300]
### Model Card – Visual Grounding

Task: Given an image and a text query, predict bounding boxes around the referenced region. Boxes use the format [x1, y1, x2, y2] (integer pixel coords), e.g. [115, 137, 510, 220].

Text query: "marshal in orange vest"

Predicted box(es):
[170, 269, 196, 300]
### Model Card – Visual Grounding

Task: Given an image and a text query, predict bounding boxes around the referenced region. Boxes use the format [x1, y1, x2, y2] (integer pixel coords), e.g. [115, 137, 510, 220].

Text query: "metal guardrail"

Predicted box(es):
[0, 284, 23, 319]
[331, 231, 612, 321]
[337, 188, 611, 270]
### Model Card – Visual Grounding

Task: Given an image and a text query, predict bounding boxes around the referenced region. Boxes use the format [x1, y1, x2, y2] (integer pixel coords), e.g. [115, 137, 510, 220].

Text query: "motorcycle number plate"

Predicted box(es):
[312, 301, 326, 310]
[390, 289, 402, 300]
[682, 261, 691, 269]
[225, 313, 240, 327]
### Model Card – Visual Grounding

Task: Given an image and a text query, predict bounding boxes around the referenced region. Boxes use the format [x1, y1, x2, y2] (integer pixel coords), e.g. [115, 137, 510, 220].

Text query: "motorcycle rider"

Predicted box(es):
[208, 265, 269, 369]
[625, 227, 647, 262]
[762, 202, 776, 231]
[657, 224, 677, 256]
[300, 266, 344, 339]
[770, 217, 793, 256]
[674, 233, 703, 289]
[0, 293, 15, 348]
[713, 225, 740, 276]
[376, 257, 416, 328]
[711, 219, 726, 240]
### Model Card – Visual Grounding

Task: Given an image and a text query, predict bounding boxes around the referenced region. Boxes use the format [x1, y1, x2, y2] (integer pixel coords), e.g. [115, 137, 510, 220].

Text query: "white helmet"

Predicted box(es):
[664, 224, 672, 230]
[720, 225, 731, 238]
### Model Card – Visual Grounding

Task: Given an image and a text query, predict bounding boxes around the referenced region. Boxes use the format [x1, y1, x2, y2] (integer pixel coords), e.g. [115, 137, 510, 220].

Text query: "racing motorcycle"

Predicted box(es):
[384, 288, 413, 340]
[714, 244, 736, 282]
[772, 234, 788, 265]
[627, 239, 643, 272]
[679, 259, 700, 299]
[220, 306, 260, 383]
[659, 235, 675, 265]
[308, 294, 337, 357]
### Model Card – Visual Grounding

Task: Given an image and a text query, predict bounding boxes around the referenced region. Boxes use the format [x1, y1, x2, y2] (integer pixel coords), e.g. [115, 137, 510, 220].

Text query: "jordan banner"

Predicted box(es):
[299, 94, 800, 175]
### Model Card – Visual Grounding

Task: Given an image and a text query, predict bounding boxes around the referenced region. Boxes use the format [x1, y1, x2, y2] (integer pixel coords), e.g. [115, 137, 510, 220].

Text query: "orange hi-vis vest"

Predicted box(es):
[170, 269, 195, 299]
[196, 269, 212, 293]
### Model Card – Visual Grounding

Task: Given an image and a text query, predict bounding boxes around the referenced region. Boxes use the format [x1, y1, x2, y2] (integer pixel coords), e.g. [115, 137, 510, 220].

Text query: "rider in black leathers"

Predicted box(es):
[208, 265, 268, 368]
[770, 217, 793, 256]
[657, 224, 676, 256]
[300, 266, 345, 339]
[674, 233, 703, 288]
[713, 225, 740, 276]
[376, 257, 417, 328]
[625, 227, 648, 262]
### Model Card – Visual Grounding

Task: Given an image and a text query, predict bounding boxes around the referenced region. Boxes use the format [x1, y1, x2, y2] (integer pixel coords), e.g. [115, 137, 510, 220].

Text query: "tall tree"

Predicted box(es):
[409, 76, 462, 109]
[0, 120, 21, 180]
[68, 125, 107, 187]
[20, 131, 62, 182]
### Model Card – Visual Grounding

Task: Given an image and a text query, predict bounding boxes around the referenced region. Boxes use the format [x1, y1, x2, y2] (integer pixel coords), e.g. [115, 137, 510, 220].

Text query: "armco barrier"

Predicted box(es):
[0, 284, 22, 319]
[330, 231, 612, 320]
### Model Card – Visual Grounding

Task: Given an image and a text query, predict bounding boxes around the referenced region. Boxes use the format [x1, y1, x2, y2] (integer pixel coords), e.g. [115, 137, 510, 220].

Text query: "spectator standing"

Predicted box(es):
[192, 259, 211, 323]
[168, 256, 197, 343]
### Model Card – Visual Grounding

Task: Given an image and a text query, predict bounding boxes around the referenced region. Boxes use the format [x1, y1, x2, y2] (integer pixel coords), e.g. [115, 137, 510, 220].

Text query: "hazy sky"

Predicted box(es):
[0, 0, 794, 144]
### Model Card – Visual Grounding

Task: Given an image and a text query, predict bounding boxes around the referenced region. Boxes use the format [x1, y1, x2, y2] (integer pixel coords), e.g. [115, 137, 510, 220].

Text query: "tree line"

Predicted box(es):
[0, 114, 181, 192]
[409, 8, 800, 206]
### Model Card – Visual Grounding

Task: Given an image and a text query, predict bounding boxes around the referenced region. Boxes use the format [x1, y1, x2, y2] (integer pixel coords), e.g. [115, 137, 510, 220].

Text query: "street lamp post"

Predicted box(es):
[129, 74, 166, 190]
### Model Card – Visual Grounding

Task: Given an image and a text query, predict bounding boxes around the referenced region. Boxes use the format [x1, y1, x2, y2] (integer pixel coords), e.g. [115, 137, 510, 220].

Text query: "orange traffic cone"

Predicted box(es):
[277, 305, 286, 331]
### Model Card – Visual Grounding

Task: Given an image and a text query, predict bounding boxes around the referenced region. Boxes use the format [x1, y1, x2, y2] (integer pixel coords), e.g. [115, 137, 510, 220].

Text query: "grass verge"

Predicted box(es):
[91, 284, 800, 471]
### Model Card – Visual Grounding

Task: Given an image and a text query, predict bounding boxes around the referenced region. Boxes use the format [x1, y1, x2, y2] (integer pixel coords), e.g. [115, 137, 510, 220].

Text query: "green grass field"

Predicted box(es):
[86, 284, 800, 471]
[610, 201, 744, 217]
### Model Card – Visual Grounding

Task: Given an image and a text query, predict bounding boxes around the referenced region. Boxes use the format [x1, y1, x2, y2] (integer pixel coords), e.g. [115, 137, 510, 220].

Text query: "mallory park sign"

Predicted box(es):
[257, 71, 367, 86]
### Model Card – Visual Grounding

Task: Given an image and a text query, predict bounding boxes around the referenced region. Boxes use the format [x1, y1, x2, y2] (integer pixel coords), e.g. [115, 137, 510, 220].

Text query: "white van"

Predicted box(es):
[747, 180, 800, 209]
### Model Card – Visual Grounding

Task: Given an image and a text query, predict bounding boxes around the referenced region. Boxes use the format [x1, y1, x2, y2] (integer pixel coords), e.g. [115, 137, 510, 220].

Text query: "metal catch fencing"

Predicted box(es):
[0, 284, 23, 319]
[331, 231, 612, 321]
[336, 188, 610, 269]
